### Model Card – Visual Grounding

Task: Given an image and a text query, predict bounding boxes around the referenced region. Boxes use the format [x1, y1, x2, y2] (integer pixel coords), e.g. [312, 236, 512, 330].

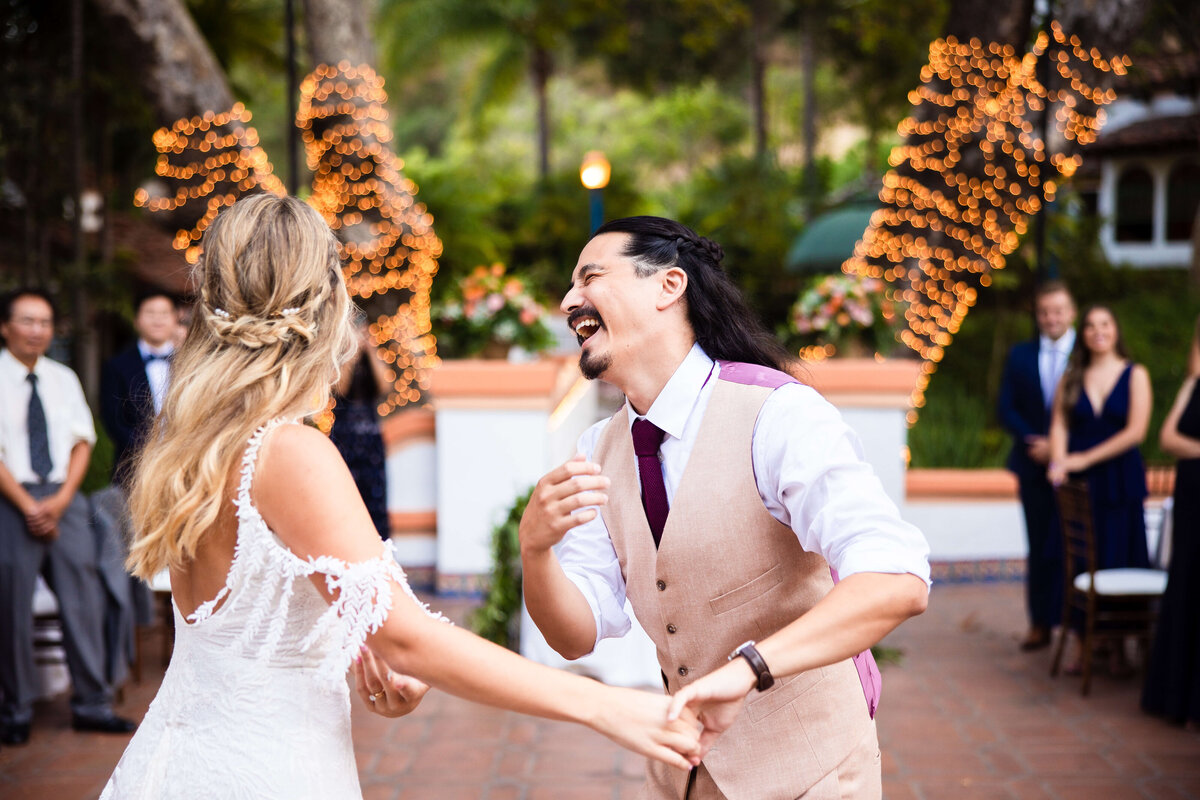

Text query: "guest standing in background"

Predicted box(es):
[1049, 304, 1152, 673]
[998, 281, 1076, 652]
[0, 288, 136, 745]
[1142, 316, 1200, 728]
[330, 324, 391, 540]
[101, 291, 179, 486]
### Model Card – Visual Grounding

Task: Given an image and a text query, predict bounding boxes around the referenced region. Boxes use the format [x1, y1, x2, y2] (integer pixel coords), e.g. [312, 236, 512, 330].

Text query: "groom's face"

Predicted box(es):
[561, 233, 663, 381]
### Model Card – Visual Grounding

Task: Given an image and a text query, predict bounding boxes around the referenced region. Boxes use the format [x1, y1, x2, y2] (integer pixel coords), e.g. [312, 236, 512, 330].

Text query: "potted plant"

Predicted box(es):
[788, 273, 902, 358]
[433, 263, 557, 359]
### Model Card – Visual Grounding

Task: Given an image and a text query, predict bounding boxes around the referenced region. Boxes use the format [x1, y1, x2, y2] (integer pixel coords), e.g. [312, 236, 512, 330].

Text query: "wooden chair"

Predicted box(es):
[1050, 480, 1168, 695]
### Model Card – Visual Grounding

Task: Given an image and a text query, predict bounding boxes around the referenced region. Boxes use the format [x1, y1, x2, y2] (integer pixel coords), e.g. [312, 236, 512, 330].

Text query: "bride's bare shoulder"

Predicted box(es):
[251, 423, 376, 554]
[254, 425, 352, 505]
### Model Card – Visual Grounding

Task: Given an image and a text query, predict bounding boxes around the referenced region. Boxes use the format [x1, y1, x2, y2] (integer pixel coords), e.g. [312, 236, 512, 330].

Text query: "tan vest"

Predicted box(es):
[594, 377, 873, 800]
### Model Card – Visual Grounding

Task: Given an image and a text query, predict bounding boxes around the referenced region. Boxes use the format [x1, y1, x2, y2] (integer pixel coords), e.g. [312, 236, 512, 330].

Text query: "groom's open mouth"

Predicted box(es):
[569, 309, 604, 346]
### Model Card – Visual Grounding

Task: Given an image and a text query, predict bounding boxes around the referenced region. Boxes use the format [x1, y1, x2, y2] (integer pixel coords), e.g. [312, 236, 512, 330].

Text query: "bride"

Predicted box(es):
[100, 194, 702, 799]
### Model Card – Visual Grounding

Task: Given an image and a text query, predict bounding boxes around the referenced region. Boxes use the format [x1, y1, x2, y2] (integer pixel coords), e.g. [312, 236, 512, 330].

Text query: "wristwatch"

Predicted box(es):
[728, 640, 774, 692]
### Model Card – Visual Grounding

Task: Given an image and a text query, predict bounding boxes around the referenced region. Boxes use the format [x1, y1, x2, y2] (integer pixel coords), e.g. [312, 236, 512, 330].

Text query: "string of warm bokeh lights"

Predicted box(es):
[841, 23, 1128, 421]
[136, 68, 442, 421]
[297, 62, 442, 417]
[133, 104, 286, 264]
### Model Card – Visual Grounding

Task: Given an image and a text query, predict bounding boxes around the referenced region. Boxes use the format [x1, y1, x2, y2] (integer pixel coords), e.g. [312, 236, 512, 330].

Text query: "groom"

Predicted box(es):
[518, 217, 930, 799]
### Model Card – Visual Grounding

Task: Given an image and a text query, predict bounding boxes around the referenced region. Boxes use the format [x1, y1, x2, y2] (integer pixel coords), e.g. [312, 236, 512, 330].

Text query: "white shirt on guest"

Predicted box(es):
[1039, 328, 1075, 410]
[557, 343, 932, 648]
[137, 339, 174, 414]
[0, 347, 96, 484]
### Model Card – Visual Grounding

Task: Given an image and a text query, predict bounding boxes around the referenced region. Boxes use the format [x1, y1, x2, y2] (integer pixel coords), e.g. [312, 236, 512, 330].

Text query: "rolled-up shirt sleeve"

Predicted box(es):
[755, 383, 931, 586]
[64, 370, 97, 448]
[555, 420, 632, 649]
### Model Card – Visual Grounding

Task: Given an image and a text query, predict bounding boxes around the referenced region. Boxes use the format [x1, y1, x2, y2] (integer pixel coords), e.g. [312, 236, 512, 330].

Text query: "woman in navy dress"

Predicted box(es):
[1049, 305, 1152, 670]
[1142, 318, 1200, 727]
[329, 325, 391, 539]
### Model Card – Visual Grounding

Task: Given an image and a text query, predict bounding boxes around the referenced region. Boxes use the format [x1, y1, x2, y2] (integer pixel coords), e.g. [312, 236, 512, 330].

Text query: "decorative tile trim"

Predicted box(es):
[931, 559, 1026, 584]
[434, 572, 488, 598]
[402, 565, 436, 594]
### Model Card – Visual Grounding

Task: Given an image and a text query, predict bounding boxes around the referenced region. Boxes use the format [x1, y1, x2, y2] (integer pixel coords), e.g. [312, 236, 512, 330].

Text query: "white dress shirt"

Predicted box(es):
[558, 344, 932, 646]
[137, 339, 174, 414]
[1039, 328, 1075, 410]
[0, 348, 96, 484]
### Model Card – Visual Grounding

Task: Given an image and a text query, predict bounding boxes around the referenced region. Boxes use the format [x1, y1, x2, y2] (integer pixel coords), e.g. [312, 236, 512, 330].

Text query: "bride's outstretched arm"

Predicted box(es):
[254, 424, 703, 771]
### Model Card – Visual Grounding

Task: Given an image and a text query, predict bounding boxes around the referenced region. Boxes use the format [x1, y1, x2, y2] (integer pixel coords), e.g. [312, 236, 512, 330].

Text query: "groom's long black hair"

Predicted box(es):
[591, 216, 797, 373]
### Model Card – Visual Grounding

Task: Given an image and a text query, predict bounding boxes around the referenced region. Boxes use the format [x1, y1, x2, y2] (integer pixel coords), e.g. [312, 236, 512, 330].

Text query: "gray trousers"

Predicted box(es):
[0, 483, 112, 724]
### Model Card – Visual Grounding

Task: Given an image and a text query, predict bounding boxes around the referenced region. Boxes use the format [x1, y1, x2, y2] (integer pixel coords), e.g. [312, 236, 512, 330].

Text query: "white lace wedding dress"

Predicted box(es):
[101, 420, 443, 799]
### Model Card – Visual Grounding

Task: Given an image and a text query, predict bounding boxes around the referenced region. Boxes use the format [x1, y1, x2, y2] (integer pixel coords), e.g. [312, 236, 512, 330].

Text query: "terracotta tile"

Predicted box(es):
[8, 583, 1200, 800]
[1045, 780, 1147, 800]
[912, 777, 1013, 800]
[528, 785, 614, 800]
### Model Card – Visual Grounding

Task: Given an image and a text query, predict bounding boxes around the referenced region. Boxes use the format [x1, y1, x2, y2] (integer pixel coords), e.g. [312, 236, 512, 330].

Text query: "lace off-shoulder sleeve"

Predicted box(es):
[300, 542, 449, 684]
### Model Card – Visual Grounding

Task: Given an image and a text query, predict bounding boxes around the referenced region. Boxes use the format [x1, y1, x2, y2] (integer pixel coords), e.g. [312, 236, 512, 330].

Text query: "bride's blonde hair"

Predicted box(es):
[127, 193, 356, 579]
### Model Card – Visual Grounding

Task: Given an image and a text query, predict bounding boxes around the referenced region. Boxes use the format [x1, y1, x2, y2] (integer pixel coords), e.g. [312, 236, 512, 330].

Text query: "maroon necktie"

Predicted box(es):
[632, 418, 669, 548]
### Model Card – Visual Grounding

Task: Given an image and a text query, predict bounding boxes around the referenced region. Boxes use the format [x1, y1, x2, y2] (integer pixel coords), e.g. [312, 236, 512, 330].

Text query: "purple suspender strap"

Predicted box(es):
[716, 360, 882, 719]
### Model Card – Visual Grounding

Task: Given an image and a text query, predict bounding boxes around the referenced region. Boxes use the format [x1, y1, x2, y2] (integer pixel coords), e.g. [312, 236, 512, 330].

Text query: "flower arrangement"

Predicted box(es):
[789, 273, 901, 357]
[433, 263, 557, 358]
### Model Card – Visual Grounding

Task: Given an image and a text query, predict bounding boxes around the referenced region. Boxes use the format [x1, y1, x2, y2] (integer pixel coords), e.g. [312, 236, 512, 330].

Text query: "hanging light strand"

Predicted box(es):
[297, 62, 442, 416]
[843, 26, 1128, 420]
[133, 103, 287, 264]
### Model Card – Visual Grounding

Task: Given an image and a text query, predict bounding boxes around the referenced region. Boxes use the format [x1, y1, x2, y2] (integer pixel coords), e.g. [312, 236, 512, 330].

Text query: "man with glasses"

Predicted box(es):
[0, 288, 135, 745]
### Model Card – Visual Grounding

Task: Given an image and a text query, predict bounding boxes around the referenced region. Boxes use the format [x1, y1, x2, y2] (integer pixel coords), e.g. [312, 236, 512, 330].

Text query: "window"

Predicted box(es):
[1115, 166, 1154, 242]
[1166, 161, 1200, 242]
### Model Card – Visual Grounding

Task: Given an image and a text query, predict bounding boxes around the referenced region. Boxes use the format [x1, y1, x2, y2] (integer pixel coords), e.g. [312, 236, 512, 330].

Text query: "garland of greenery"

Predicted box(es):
[470, 487, 532, 649]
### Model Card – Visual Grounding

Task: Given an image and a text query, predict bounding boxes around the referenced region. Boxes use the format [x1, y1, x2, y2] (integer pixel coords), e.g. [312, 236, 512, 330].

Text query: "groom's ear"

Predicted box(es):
[654, 268, 688, 312]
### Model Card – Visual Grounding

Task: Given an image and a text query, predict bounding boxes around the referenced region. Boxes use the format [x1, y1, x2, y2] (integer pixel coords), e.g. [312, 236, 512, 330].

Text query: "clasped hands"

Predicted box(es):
[21, 490, 69, 540]
[1047, 452, 1089, 487]
[353, 640, 751, 769]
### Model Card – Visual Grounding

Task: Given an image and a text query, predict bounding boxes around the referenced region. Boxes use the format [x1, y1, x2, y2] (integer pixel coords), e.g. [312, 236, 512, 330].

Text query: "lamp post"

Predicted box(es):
[579, 151, 611, 234]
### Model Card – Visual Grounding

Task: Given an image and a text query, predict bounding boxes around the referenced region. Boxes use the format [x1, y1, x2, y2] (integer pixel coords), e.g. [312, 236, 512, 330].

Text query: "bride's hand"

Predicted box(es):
[588, 687, 704, 771]
[353, 645, 430, 718]
[667, 660, 754, 754]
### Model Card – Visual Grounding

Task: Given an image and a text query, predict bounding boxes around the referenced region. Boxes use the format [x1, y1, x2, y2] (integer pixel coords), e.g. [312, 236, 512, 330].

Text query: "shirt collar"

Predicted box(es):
[137, 339, 175, 358]
[0, 347, 43, 378]
[1040, 327, 1075, 355]
[625, 343, 714, 442]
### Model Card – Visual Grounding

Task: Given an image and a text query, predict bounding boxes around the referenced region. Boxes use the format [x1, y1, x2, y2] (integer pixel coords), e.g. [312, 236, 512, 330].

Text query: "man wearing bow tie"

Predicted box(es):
[101, 291, 179, 485]
[0, 288, 136, 745]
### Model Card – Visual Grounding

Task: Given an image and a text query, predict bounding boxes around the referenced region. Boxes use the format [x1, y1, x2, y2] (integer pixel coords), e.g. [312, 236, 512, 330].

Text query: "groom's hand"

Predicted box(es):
[519, 454, 609, 555]
[667, 659, 756, 755]
[354, 646, 430, 718]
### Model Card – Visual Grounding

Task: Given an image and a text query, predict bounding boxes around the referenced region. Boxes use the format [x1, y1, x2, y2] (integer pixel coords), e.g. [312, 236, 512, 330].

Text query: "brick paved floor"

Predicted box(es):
[1, 582, 1197, 799]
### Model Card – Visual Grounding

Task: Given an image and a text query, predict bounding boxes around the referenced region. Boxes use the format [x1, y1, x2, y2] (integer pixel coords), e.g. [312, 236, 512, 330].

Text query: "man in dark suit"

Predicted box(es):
[998, 280, 1076, 651]
[101, 291, 178, 485]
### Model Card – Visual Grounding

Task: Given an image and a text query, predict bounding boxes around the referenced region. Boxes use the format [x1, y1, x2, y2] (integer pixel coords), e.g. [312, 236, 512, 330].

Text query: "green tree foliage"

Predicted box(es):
[377, 0, 623, 178]
[822, 0, 949, 159]
[674, 154, 803, 323]
[470, 488, 533, 649]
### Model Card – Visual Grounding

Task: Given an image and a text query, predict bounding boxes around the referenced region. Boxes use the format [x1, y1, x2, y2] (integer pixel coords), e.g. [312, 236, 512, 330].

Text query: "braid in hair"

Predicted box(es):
[592, 216, 795, 374]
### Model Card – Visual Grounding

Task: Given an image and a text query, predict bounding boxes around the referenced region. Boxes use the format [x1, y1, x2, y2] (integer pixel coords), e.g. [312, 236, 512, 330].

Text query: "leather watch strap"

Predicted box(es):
[729, 640, 775, 692]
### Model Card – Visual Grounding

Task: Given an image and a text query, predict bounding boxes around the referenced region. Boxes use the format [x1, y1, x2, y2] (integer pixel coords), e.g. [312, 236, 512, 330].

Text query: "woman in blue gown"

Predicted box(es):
[329, 325, 391, 539]
[1142, 319, 1200, 727]
[1048, 305, 1152, 670]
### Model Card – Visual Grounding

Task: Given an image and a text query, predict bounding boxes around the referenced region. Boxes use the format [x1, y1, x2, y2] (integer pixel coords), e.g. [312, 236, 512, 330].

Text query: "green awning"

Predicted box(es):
[785, 204, 879, 274]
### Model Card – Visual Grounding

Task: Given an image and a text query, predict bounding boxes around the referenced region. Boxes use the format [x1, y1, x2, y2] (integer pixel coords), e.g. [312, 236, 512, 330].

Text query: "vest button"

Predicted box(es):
[656, 580, 666, 591]
[666, 624, 677, 634]
[677, 666, 688, 676]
